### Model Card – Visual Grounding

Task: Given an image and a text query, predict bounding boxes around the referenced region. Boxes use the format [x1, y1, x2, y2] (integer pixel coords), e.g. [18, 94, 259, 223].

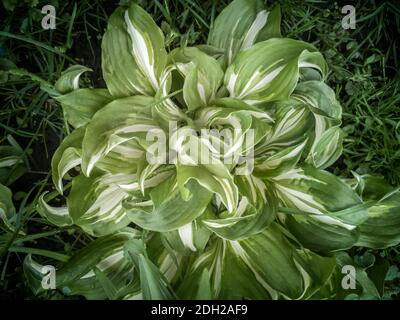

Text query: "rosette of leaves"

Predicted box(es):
[25, 0, 400, 300]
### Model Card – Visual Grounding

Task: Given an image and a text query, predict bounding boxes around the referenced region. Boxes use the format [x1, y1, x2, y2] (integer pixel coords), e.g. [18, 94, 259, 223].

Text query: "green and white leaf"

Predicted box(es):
[51, 126, 85, 194]
[170, 47, 224, 111]
[208, 0, 281, 66]
[202, 175, 276, 240]
[124, 3, 167, 91]
[0, 141, 27, 186]
[56, 89, 113, 128]
[37, 192, 72, 227]
[81, 95, 157, 176]
[24, 229, 141, 299]
[34, 0, 400, 301]
[124, 239, 174, 299]
[126, 176, 212, 232]
[272, 166, 368, 229]
[357, 188, 400, 249]
[0, 183, 16, 232]
[55, 65, 92, 94]
[102, 8, 154, 97]
[225, 39, 327, 105]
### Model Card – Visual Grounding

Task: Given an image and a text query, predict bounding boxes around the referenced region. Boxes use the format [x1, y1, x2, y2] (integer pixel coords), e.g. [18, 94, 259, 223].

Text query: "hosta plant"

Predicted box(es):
[25, 0, 400, 299]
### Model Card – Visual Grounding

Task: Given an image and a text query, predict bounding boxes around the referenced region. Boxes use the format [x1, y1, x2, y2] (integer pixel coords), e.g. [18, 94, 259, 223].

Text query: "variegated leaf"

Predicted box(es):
[169, 47, 223, 111]
[124, 4, 167, 91]
[124, 239, 174, 299]
[357, 188, 400, 249]
[0, 183, 16, 232]
[202, 175, 277, 240]
[225, 39, 327, 105]
[102, 8, 152, 97]
[56, 89, 113, 128]
[55, 65, 92, 94]
[0, 140, 27, 186]
[272, 166, 368, 229]
[37, 193, 72, 227]
[81, 95, 157, 176]
[306, 126, 344, 169]
[125, 176, 212, 232]
[51, 126, 85, 194]
[208, 0, 281, 66]
[24, 229, 141, 299]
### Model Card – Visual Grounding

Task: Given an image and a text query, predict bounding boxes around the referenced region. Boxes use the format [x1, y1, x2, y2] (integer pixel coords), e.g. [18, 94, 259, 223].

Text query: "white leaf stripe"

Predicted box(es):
[241, 10, 269, 50]
[178, 223, 197, 252]
[238, 64, 284, 98]
[84, 121, 158, 176]
[272, 108, 308, 140]
[273, 169, 358, 230]
[55, 148, 81, 194]
[229, 240, 278, 299]
[124, 10, 159, 90]
[81, 249, 125, 279]
[0, 157, 19, 167]
[256, 140, 307, 171]
[160, 253, 181, 281]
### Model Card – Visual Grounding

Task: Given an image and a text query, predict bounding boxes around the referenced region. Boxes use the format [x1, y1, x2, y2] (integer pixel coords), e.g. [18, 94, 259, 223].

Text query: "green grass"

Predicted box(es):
[0, 0, 399, 299]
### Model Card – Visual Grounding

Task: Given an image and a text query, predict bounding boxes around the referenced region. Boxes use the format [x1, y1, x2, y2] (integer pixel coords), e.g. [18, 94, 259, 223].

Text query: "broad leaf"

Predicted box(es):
[81, 95, 157, 176]
[170, 47, 223, 111]
[357, 188, 400, 249]
[126, 177, 212, 232]
[0, 183, 16, 232]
